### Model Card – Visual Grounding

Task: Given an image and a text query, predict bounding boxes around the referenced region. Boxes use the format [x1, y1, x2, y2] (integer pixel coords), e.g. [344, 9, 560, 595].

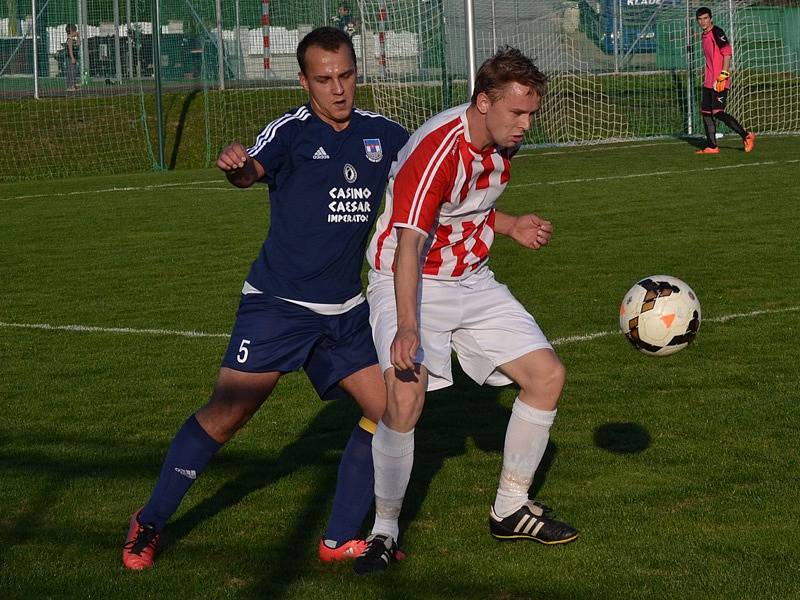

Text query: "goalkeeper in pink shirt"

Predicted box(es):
[695, 7, 755, 154]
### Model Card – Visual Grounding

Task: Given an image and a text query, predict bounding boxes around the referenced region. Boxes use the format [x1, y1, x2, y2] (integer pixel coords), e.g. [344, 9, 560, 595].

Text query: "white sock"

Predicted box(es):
[370, 420, 414, 540]
[493, 399, 557, 518]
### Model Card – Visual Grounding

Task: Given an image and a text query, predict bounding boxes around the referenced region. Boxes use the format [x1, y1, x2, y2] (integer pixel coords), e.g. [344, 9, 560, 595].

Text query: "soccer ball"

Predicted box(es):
[619, 275, 701, 357]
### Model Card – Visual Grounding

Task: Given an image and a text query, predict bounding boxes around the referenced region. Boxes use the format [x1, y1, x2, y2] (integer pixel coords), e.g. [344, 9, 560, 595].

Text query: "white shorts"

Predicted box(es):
[367, 267, 553, 391]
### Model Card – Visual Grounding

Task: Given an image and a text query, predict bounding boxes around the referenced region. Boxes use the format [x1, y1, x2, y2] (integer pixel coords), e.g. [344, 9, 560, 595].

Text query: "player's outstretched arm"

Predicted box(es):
[495, 210, 552, 250]
[216, 141, 264, 188]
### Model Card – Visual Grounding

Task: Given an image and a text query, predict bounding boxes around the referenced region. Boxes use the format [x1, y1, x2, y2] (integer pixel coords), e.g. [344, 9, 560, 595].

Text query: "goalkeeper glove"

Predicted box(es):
[713, 70, 730, 92]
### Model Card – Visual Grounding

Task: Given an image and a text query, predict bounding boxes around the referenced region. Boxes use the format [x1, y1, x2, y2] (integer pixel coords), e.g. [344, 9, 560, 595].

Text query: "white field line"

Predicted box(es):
[3, 154, 795, 201]
[164, 186, 248, 193]
[174, 186, 239, 190]
[518, 140, 685, 157]
[0, 322, 228, 338]
[1, 306, 798, 345]
[510, 159, 799, 188]
[514, 133, 797, 158]
[0, 179, 223, 201]
[549, 306, 800, 346]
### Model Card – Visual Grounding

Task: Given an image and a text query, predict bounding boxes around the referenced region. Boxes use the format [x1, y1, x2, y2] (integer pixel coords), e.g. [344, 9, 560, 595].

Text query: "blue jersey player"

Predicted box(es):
[122, 27, 409, 569]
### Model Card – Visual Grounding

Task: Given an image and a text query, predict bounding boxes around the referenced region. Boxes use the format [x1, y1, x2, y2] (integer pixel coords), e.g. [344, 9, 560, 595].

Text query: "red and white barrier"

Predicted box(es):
[261, 0, 271, 78]
[377, 0, 388, 77]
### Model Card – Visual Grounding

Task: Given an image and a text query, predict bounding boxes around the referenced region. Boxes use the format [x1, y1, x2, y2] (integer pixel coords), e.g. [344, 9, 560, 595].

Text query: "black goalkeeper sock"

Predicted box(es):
[702, 114, 717, 148]
[716, 112, 748, 139]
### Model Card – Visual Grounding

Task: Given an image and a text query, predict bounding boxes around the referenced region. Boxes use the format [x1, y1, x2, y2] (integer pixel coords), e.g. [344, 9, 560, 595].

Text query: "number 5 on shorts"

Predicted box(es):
[237, 339, 251, 363]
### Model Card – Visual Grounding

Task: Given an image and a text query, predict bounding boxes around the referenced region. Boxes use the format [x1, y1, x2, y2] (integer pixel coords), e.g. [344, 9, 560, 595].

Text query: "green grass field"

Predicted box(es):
[2, 135, 799, 599]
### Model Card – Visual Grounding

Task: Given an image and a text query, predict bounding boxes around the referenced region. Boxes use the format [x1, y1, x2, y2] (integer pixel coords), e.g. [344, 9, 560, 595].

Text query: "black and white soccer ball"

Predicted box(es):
[619, 275, 701, 357]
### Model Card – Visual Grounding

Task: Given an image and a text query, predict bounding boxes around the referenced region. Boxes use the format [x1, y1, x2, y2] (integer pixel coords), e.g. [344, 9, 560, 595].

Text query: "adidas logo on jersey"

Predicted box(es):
[174, 467, 197, 479]
[313, 147, 330, 160]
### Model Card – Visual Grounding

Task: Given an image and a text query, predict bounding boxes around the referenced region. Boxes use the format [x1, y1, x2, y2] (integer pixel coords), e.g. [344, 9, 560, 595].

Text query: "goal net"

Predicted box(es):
[0, 0, 159, 180]
[1, 0, 798, 181]
[359, 0, 800, 145]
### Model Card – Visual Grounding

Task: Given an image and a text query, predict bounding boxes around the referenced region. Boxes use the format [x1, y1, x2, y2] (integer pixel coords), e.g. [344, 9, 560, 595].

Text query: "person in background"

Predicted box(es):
[65, 24, 79, 91]
[694, 7, 755, 154]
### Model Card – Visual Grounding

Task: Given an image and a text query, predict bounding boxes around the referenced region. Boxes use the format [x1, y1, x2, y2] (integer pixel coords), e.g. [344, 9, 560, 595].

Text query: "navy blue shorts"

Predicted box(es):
[221, 294, 378, 400]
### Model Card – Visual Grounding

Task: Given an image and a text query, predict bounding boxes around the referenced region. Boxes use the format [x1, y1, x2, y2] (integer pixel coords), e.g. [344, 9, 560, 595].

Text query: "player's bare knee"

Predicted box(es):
[355, 393, 385, 424]
[548, 358, 567, 396]
[341, 365, 387, 423]
[394, 386, 423, 407]
[541, 358, 565, 402]
[518, 356, 565, 409]
[201, 378, 269, 436]
[349, 385, 387, 423]
[385, 378, 424, 431]
[197, 397, 251, 438]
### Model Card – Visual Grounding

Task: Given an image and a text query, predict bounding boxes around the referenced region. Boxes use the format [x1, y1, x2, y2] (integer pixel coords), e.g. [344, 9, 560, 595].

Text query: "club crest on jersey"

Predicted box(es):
[363, 138, 383, 163]
[344, 163, 358, 183]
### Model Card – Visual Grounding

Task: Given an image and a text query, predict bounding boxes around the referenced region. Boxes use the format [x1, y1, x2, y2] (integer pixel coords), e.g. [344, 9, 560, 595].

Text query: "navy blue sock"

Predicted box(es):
[139, 415, 222, 531]
[323, 421, 375, 545]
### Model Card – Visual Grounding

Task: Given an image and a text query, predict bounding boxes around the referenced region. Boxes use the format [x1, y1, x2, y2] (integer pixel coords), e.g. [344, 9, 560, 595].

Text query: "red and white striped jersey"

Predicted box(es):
[367, 103, 513, 280]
